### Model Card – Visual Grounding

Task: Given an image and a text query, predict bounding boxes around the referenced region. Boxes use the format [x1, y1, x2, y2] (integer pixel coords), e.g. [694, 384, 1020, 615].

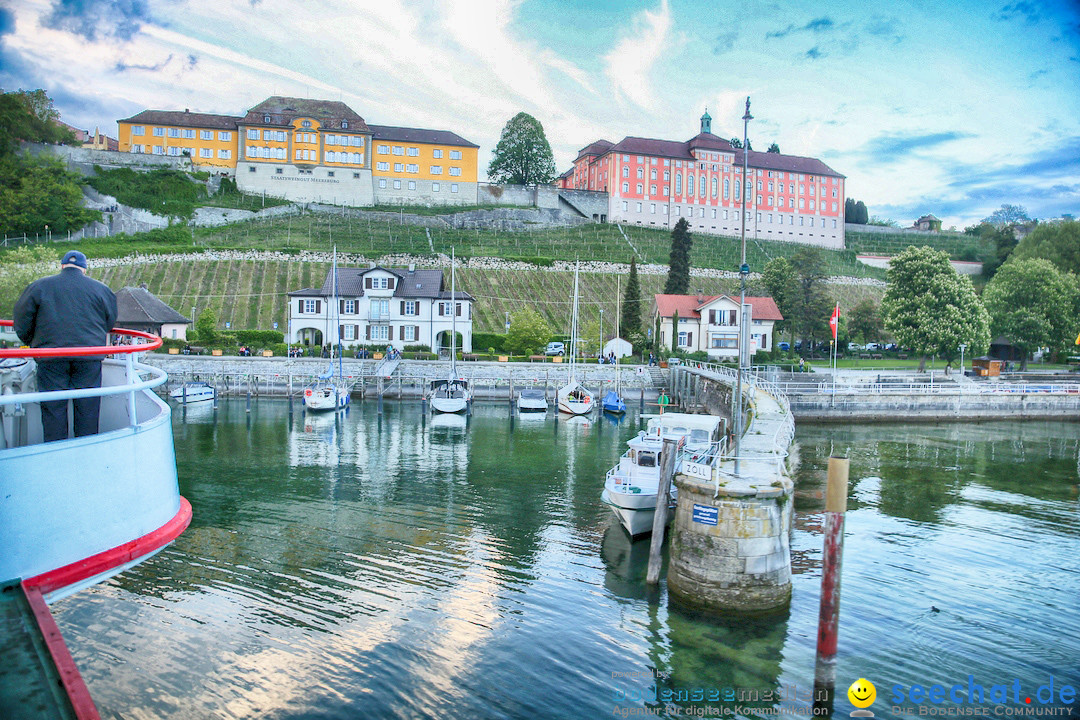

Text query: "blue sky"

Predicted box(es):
[1, 0, 1078, 228]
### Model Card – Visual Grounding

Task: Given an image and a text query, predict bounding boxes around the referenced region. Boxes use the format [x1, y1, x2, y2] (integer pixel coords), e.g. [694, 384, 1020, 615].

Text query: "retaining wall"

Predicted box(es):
[790, 391, 1080, 421]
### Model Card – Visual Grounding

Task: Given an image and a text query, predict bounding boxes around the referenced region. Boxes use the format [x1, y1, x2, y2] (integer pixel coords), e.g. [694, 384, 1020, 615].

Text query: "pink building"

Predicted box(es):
[565, 111, 847, 249]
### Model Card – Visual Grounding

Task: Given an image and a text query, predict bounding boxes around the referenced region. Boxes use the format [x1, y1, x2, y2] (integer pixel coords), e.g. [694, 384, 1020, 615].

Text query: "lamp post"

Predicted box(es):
[733, 97, 752, 477]
[959, 343, 967, 375]
[599, 308, 604, 359]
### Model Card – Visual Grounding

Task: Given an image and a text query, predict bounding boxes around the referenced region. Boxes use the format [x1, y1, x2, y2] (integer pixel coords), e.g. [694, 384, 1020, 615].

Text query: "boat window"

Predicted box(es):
[691, 429, 710, 442]
[638, 452, 656, 467]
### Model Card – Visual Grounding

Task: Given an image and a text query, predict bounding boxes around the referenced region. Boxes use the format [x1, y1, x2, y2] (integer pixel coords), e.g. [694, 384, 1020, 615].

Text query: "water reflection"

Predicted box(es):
[48, 405, 1080, 720]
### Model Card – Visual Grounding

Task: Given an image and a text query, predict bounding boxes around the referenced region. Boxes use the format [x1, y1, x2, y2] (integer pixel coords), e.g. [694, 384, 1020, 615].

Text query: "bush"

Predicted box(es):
[403, 344, 431, 353]
[157, 337, 186, 352]
[268, 343, 288, 356]
[235, 329, 284, 346]
[472, 332, 506, 353]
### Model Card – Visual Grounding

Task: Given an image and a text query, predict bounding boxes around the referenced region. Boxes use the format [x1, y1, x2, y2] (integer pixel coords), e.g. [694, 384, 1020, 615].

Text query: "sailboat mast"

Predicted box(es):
[615, 276, 620, 393]
[334, 246, 343, 380]
[450, 248, 456, 378]
[570, 263, 580, 383]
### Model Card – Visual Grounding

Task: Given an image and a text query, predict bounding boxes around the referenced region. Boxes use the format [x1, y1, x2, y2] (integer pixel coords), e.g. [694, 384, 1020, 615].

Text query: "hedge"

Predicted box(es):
[235, 329, 285, 345]
[472, 332, 506, 353]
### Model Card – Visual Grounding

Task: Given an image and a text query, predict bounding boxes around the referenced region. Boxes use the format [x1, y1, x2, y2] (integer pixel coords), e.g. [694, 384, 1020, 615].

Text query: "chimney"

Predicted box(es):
[408, 263, 415, 272]
[696, 289, 705, 303]
[184, 108, 189, 113]
[369, 261, 376, 269]
[140, 282, 148, 290]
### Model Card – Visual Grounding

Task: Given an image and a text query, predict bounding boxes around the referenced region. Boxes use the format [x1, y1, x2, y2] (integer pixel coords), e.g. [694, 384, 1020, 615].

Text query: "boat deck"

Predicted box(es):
[0, 580, 90, 719]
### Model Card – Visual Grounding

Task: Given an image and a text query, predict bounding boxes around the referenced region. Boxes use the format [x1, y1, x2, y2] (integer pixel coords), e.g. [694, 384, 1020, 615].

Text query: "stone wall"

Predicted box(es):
[789, 389, 1080, 421]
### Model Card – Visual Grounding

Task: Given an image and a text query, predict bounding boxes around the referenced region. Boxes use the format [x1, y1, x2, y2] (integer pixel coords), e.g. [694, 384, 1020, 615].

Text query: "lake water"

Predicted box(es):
[52, 399, 1080, 719]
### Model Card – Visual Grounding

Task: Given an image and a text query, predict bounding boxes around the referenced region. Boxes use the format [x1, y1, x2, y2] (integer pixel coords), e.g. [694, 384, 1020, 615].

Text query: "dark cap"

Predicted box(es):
[61, 250, 88, 269]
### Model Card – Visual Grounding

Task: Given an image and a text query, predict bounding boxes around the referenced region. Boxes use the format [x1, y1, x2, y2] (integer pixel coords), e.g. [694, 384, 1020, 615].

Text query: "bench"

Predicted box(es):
[860, 353, 871, 359]
[530, 355, 545, 362]
[872, 353, 883, 360]
[463, 354, 479, 361]
[897, 353, 908, 359]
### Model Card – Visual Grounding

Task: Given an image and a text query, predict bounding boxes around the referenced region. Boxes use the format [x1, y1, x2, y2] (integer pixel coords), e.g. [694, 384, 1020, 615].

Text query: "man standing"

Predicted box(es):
[13, 250, 118, 442]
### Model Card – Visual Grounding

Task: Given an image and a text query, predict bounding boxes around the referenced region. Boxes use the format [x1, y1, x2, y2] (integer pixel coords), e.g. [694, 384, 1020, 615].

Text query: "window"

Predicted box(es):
[132, 126, 145, 135]
[199, 148, 212, 158]
[678, 331, 689, 347]
[636, 168, 643, 179]
[379, 178, 387, 188]
[303, 300, 317, 313]
[622, 182, 629, 193]
[342, 120, 349, 129]
[343, 300, 357, 314]
[650, 169, 656, 180]
[651, 203, 656, 214]
[371, 325, 389, 341]
[832, 202, 837, 212]
[393, 146, 404, 155]
[393, 180, 401, 189]
[636, 183, 643, 194]
[757, 180, 762, 191]
[394, 163, 404, 172]
[407, 147, 419, 156]
[799, 198, 805, 209]
[153, 127, 164, 137]
[809, 217, 814, 227]
[377, 161, 390, 171]
[408, 180, 416, 190]
[219, 131, 232, 141]
[327, 171, 335, 177]
[768, 196, 774, 206]
[724, 178, 730, 199]
[406, 164, 418, 173]
[403, 301, 417, 316]
[450, 150, 462, 160]
[131, 144, 144, 153]
[167, 147, 181, 156]
[200, 130, 213, 140]
[248, 165, 255, 172]
[377, 145, 389, 154]
[710, 334, 738, 349]
[769, 213, 773, 223]
[403, 325, 416, 341]
[354, 172, 360, 178]
[247, 128, 258, 140]
[712, 178, 718, 197]
[757, 212, 762, 222]
[688, 175, 694, 194]
[675, 174, 681, 194]
[724, 209, 729, 220]
[449, 167, 461, 176]
[651, 184, 656, 195]
[711, 209, 717, 219]
[276, 167, 283, 174]
[342, 325, 356, 341]
[636, 202, 642, 212]
[757, 194, 762, 205]
[622, 167, 629, 178]
[432, 182, 440, 192]
[451, 183, 458, 193]
[168, 128, 180, 138]
[433, 149, 443, 158]
[622, 201, 628, 211]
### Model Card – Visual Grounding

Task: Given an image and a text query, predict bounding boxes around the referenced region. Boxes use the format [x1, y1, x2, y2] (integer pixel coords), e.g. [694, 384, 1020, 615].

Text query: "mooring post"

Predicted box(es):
[646, 436, 680, 585]
[246, 389, 251, 413]
[813, 456, 850, 713]
[509, 377, 514, 405]
[640, 380, 645, 412]
[377, 376, 383, 414]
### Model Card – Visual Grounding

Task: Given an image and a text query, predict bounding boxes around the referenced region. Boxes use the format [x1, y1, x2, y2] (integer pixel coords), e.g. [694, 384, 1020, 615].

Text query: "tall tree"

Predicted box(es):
[787, 247, 834, 352]
[664, 218, 692, 294]
[982, 258, 1078, 369]
[767, 143, 780, 153]
[881, 246, 990, 371]
[982, 204, 1031, 227]
[729, 137, 753, 151]
[621, 257, 642, 338]
[977, 222, 1018, 278]
[848, 299, 884, 344]
[0, 88, 77, 155]
[761, 256, 797, 344]
[505, 306, 551, 356]
[487, 112, 557, 186]
[1009, 219, 1080, 276]
[670, 309, 679, 353]
[854, 200, 869, 224]
[845, 197, 856, 221]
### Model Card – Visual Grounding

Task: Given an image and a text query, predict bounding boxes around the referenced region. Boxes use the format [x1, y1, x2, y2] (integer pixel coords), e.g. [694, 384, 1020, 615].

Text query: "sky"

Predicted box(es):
[1, 0, 1078, 229]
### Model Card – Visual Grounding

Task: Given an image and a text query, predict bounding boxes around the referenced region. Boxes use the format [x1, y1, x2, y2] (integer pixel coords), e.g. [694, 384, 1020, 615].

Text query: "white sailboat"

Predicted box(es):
[304, 248, 350, 412]
[430, 249, 471, 414]
[557, 263, 594, 415]
[602, 276, 626, 415]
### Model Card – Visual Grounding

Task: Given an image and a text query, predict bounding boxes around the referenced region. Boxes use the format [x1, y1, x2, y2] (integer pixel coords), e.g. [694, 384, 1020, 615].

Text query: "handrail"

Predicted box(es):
[0, 364, 167, 407]
[0, 319, 162, 358]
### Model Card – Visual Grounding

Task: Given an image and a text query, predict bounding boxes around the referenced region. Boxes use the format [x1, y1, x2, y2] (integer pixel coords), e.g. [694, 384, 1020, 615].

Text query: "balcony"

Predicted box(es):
[368, 309, 391, 322]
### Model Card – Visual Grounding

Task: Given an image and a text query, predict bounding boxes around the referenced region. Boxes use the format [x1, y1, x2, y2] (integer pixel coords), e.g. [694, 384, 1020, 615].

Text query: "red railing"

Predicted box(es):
[0, 319, 162, 357]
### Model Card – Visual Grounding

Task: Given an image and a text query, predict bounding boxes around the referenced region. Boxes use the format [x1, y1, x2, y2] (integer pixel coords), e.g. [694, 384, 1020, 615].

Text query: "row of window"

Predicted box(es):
[325, 134, 364, 147]
[373, 162, 462, 176]
[299, 299, 464, 317]
[130, 126, 235, 142]
[129, 145, 233, 159]
[377, 178, 460, 193]
[246, 146, 288, 160]
[376, 145, 463, 160]
[248, 129, 289, 142]
[618, 201, 839, 228]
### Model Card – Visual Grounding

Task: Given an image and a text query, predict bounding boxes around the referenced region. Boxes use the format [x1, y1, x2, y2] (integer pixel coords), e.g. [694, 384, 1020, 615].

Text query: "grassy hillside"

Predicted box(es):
[845, 229, 990, 260]
[93, 257, 884, 336]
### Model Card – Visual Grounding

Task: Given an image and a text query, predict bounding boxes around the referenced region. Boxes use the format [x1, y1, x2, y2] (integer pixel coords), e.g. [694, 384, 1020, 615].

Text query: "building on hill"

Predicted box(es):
[287, 264, 473, 352]
[913, 214, 942, 231]
[116, 97, 479, 207]
[563, 110, 846, 248]
[369, 125, 479, 206]
[115, 285, 191, 341]
[652, 293, 782, 360]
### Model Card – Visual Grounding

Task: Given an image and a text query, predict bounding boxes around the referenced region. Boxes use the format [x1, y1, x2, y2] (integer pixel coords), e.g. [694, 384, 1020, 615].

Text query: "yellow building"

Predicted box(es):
[116, 98, 479, 206]
[117, 109, 241, 170]
[369, 125, 479, 205]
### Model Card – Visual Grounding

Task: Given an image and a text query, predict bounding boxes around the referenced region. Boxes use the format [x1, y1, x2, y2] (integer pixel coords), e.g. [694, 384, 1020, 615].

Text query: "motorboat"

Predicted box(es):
[601, 413, 726, 537]
[516, 388, 548, 412]
[169, 381, 215, 404]
[557, 264, 594, 415]
[304, 248, 350, 413]
[603, 276, 627, 415]
[0, 321, 191, 713]
[601, 389, 626, 415]
[431, 249, 471, 414]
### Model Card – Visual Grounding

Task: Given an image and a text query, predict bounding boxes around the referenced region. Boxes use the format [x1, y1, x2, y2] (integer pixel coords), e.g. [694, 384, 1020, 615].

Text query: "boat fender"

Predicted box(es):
[305, 389, 312, 396]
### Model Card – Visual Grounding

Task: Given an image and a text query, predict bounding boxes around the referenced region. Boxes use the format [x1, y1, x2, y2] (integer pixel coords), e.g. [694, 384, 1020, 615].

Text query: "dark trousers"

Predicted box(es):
[36, 359, 103, 443]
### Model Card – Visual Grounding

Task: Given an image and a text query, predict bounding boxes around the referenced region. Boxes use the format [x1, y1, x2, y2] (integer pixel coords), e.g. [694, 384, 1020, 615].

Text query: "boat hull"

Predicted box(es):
[431, 396, 468, 414]
[516, 397, 548, 412]
[304, 386, 349, 412]
[601, 489, 673, 537]
[169, 383, 215, 404]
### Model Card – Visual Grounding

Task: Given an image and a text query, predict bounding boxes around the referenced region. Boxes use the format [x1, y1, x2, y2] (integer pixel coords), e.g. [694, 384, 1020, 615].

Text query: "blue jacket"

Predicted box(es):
[14, 267, 118, 349]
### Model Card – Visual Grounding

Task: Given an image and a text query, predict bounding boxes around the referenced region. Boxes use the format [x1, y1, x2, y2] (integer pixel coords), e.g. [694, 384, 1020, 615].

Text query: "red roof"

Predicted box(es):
[654, 294, 783, 322]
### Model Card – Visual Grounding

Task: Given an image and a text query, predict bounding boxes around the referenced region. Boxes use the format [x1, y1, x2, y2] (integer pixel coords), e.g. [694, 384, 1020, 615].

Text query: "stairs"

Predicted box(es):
[649, 366, 667, 388]
[375, 355, 402, 378]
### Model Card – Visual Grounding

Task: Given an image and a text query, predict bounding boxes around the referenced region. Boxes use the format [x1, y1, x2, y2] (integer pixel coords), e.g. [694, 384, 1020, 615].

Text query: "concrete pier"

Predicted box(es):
[665, 366, 795, 614]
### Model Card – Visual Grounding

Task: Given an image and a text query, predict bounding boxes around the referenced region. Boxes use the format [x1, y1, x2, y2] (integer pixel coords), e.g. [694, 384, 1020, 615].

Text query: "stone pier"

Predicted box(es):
[665, 366, 795, 614]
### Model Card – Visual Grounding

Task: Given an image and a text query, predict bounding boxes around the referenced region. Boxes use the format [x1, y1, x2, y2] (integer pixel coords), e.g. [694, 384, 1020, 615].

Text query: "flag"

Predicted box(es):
[1075, 330, 1080, 345]
[829, 303, 840, 340]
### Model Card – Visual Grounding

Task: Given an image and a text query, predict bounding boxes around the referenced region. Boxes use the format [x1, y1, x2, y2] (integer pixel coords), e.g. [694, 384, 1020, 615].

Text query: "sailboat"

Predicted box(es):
[430, 249, 471, 414]
[557, 263, 594, 415]
[602, 276, 627, 415]
[304, 248, 350, 412]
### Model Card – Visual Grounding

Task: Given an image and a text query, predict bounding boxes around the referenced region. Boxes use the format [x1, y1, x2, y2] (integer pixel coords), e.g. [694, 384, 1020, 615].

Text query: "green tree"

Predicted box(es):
[1009, 219, 1080, 276]
[881, 246, 990, 371]
[982, 204, 1031, 227]
[0, 89, 77, 155]
[729, 138, 753, 151]
[786, 247, 834, 352]
[761, 256, 796, 344]
[487, 112, 557, 186]
[767, 143, 780, 153]
[848, 299, 884, 344]
[0, 154, 100, 236]
[664, 218, 692, 294]
[621, 257, 642, 338]
[976, 222, 1018, 278]
[854, 200, 869, 224]
[505, 306, 551, 355]
[194, 308, 218, 345]
[670, 309, 679, 353]
[982, 258, 1078, 369]
[0, 245, 59, 317]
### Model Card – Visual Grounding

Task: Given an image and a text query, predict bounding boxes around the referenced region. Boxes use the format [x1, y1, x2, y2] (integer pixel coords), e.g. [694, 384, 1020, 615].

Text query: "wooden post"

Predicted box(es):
[646, 437, 680, 585]
[813, 456, 850, 713]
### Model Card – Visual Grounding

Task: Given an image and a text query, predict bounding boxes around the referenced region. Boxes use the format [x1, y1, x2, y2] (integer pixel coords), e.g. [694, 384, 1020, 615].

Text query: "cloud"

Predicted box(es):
[766, 23, 795, 40]
[602, 0, 671, 108]
[861, 131, 973, 162]
[804, 17, 835, 32]
[994, 2, 1041, 24]
[865, 15, 904, 44]
[0, 6, 14, 36]
[766, 16, 836, 39]
[805, 46, 825, 60]
[712, 29, 738, 55]
[44, 0, 151, 41]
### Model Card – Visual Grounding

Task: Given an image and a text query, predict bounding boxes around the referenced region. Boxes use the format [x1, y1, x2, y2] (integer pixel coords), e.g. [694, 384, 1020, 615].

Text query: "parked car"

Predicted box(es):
[847, 342, 862, 352]
[865, 343, 882, 351]
[545, 341, 565, 356]
[778, 341, 791, 352]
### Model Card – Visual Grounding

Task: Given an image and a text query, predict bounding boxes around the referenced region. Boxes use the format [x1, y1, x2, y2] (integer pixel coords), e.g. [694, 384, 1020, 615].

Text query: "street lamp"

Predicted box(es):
[599, 308, 604, 358]
[733, 96, 752, 477]
[959, 343, 967, 375]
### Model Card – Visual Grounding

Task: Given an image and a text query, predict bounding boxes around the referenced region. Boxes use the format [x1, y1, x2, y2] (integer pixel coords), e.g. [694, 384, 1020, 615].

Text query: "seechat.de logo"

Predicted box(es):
[849, 678, 877, 717]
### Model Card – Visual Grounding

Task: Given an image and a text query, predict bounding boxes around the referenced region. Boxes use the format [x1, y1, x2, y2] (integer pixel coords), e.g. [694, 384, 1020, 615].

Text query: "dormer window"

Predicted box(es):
[263, 114, 271, 123]
[302, 120, 311, 128]
[342, 120, 349, 129]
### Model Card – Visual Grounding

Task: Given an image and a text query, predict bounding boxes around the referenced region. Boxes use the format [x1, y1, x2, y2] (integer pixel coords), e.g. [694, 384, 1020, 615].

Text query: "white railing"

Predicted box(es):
[774, 381, 1080, 396]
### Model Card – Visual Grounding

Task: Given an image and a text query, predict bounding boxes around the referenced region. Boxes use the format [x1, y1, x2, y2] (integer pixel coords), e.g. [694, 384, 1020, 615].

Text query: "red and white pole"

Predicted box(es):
[813, 456, 850, 713]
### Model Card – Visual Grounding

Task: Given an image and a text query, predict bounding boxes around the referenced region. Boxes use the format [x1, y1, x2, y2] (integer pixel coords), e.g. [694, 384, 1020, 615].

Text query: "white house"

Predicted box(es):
[288, 264, 473, 352]
[115, 285, 190, 341]
[652, 293, 783, 360]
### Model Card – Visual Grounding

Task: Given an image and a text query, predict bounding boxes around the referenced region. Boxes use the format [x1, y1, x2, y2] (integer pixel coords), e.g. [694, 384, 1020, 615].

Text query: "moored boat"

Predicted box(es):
[304, 248, 350, 413]
[431, 249, 471, 415]
[169, 381, 216, 404]
[516, 388, 548, 412]
[557, 264, 593, 415]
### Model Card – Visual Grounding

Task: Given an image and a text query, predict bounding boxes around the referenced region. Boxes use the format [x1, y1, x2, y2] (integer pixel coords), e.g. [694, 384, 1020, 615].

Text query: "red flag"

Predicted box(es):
[829, 303, 840, 340]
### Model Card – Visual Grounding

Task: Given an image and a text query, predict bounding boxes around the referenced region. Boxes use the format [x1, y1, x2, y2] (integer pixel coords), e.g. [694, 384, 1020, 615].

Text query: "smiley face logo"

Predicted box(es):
[848, 678, 876, 709]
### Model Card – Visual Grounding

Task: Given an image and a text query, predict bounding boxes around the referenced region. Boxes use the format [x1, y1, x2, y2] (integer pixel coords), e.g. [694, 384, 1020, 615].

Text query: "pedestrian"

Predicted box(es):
[13, 250, 118, 443]
[799, 357, 805, 372]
